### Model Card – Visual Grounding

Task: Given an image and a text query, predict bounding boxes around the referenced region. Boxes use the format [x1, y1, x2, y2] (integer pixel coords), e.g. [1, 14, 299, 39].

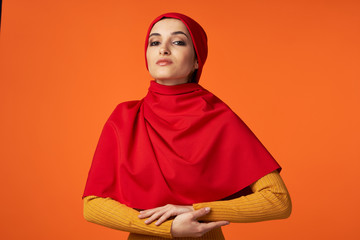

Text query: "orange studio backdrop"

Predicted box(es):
[0, 0, 359, 239]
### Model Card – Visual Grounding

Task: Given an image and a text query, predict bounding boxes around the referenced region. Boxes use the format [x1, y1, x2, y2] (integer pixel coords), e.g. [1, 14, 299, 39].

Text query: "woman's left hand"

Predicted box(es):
[138, 204, 194, 226]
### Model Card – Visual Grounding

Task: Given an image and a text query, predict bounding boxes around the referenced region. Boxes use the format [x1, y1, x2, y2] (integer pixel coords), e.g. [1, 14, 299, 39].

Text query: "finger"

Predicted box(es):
[199, 221, 230, 235]
[204, 221, 230, 229]
[155, 211, 173, 226]
[139, 207, 161, 218]
[144, 210, 166, 224]
[139, 206, 162, 215]
[191, 207, 211, 220]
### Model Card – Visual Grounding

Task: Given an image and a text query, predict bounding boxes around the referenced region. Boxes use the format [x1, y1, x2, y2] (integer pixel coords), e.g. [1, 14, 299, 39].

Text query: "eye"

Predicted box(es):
[173, 41, 186, 46]
[149, 41, 160, 46]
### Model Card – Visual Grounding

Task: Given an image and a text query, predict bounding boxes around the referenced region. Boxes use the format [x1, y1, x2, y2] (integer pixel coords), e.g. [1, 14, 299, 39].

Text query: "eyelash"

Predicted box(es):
[149, 41, 160, 46]
[174, 41, 186, 46]
[149, 41, 186, 46]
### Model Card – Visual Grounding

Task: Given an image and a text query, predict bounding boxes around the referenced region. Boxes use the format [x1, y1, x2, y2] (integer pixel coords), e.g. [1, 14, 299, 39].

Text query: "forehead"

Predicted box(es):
[150, 18, 190, 34]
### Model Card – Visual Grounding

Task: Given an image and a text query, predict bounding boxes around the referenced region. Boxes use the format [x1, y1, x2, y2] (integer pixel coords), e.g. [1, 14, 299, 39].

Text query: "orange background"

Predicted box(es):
[1, 0, 359, 239]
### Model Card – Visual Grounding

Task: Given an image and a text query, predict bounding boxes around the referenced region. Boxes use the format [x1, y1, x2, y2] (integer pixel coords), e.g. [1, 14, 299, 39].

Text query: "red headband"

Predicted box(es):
[145, 13, 208, 83]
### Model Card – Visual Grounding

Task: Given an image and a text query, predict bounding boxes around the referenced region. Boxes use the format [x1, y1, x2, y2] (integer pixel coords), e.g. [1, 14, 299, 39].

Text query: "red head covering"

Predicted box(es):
[144, 12, 208, 83]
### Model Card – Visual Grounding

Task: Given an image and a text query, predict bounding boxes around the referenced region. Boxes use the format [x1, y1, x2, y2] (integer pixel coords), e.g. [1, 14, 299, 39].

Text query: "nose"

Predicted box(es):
[159, 45, 170, 55]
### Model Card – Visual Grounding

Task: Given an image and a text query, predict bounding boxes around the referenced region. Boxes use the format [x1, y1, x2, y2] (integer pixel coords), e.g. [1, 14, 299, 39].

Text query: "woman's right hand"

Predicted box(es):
[171, 207, 230, 238]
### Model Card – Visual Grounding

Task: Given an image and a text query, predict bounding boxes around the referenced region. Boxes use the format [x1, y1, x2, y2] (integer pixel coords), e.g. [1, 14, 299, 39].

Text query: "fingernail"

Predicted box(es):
[225, 221, 230, 225]
[205, 207, 210, 212]
[139, 211, 144, 213]
[144, 220, 149, 224]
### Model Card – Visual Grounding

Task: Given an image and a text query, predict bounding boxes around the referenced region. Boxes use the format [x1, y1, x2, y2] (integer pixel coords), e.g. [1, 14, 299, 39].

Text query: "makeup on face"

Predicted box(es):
[146, 18, 197, 85]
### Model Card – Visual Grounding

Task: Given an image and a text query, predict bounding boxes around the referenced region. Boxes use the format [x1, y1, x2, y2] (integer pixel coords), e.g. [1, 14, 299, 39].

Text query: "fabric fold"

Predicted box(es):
[83, 81, 281, 209]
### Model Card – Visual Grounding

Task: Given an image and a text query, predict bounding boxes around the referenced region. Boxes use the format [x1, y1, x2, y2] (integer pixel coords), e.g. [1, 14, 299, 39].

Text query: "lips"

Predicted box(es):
[156, 59, 173, 66]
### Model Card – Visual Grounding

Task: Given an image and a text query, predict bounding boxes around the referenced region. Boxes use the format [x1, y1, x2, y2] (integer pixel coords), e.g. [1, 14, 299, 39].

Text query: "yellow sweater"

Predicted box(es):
[83, 171, 291, 239]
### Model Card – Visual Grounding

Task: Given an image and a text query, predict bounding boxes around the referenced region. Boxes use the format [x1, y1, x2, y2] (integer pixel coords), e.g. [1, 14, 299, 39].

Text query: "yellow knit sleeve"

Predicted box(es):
[83, 196, 173, 238]
[193, 171, 292, 222]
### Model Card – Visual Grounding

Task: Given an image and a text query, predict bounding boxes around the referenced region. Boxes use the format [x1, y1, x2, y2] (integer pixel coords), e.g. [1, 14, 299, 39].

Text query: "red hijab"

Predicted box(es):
[144, 12, 207, 83]
[83, 13, 280, 209]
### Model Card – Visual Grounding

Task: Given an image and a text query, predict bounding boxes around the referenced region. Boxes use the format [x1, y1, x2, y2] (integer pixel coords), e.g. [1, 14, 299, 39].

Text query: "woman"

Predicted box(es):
[83, 13, 292, 239]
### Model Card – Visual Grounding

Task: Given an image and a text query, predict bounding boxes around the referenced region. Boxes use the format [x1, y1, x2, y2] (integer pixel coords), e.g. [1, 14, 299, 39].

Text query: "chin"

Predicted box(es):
[153, 74, 179, 81]
[155, 78, 189, 85]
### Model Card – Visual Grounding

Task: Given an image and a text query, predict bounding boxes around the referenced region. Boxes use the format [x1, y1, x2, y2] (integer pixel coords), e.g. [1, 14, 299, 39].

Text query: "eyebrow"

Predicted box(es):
[149, 31, 189, 39]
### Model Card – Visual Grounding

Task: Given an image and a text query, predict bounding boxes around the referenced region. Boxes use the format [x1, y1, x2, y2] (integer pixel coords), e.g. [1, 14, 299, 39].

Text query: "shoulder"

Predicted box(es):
[107, 100, 142, 123]
[198, 86, 234, 112]
[115, 100, 142, 111]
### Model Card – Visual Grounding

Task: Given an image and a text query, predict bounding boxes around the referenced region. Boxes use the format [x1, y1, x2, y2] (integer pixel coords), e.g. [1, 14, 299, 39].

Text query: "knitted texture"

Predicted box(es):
[83, 171, 291, 239]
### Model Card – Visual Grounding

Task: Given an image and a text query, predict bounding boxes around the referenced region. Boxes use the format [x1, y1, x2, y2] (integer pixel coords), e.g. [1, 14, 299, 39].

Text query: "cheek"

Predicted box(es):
[183, 47, 195, 61]
[146, 57, 157, 76]
[181, 50, 196, 70]
[146, 49, 157, 76]
[146, 50, 151, 67]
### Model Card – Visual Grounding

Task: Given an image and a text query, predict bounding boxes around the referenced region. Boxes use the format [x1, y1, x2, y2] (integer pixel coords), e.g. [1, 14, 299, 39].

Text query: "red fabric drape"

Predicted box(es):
[83, 81, 280, 209]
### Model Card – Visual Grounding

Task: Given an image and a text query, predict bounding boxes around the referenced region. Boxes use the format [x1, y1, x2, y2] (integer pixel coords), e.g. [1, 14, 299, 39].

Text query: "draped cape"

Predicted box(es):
[83, 81, 281, 209]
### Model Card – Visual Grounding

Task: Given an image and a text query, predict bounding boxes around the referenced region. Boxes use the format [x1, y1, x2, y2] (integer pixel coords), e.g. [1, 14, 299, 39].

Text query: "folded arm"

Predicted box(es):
[193, 170, 292, 222]
[83, 196, 173, 238]
[83, 171, 291, 238]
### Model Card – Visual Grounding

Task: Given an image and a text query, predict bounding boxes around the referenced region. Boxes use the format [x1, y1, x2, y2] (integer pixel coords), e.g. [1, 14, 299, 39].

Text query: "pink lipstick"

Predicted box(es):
[156, 59, 173, 66]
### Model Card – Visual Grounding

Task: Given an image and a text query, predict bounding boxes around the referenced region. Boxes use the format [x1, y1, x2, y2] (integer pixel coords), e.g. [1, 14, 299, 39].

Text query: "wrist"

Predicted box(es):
[170, 219, 177, 238]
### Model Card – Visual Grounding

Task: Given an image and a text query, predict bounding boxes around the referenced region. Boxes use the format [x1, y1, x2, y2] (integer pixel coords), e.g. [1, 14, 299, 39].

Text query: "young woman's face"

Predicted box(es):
[146, 18, 198, 86]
